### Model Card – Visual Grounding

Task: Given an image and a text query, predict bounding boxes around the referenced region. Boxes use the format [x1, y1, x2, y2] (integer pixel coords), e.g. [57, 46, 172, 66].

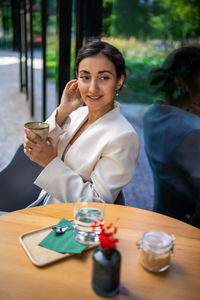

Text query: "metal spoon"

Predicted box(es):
[52, 224, 74, 234]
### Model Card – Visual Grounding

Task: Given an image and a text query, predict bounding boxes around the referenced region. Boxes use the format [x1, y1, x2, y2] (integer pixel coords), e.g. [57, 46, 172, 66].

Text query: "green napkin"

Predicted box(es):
[39, 218, 89, 254]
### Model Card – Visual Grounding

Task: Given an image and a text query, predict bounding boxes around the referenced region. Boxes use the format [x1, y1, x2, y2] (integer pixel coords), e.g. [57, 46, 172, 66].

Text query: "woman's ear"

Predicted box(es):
[116, 74, 125, 90]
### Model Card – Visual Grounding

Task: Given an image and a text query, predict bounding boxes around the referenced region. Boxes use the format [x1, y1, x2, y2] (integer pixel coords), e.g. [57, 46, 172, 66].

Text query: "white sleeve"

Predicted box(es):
[34, 132, 139, 204]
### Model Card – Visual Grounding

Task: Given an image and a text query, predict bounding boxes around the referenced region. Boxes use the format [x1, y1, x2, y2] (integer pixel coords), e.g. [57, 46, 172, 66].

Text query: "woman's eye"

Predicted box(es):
[100, 76, 110, 80]
[80, 76, 89, 80]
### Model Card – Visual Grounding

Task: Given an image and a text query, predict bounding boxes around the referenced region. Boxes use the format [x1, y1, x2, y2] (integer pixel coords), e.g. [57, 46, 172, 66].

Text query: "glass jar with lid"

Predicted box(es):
[136, 230, 175, 272]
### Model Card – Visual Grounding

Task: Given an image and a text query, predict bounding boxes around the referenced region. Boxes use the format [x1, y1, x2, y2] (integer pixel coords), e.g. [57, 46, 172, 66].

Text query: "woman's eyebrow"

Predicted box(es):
[98, 70, 113, 74]
[79, 70, 90, 74]
[79, 70, 113, 75]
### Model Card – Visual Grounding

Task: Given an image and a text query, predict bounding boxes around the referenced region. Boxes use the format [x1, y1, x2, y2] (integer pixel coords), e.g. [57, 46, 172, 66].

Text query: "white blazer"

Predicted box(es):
[29, 102, 139, 206]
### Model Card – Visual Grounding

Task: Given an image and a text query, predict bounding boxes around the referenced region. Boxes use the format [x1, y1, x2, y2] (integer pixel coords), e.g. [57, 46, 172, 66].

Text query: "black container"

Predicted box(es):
[92, 246, 121, 297]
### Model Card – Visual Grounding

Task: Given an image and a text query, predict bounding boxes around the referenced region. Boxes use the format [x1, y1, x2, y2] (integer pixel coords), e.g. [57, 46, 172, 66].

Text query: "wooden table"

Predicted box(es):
[0, 204, 200, 300]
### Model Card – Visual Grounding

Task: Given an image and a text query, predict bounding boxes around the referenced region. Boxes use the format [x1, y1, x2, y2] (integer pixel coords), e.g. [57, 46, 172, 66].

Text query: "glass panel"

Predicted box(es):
[32, 0, 42, 120]
[26, 0, 31, 103]
[0, 0, 13, 49]
[102, 0, 200, 105]
[70, 0, 76, 79]
[20, 1, 27, 93]
[102, 0, 200, 210]
[46, 0, 57, 117]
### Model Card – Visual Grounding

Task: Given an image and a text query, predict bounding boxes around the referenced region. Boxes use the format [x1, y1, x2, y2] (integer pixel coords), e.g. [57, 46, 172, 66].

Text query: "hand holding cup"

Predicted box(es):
[23, 122, 57, 167]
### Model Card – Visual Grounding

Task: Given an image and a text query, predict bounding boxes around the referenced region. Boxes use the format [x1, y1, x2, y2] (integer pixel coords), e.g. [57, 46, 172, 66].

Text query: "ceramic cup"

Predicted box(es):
[24, 121, 49, 141]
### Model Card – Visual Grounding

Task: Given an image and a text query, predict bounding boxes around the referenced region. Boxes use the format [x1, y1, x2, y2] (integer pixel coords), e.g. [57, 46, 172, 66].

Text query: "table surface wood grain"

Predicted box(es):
[0, 203, 200, 300]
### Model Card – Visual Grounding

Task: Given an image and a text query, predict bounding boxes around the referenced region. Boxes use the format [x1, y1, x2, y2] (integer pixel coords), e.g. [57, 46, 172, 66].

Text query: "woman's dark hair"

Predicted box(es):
[148, 46, 200, 103]
[75, 39, 126, 82]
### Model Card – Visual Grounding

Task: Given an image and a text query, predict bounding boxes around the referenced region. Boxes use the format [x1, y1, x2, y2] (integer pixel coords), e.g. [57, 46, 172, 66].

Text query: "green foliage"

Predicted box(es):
[149, 0, 200, 40]
[46, 36, 56, 81]
[33, 11, 41, 38]
[45, 35, 177, 104]
[103, 0, 200, 41]
[1, 6, 12, 32]
[103, 37, 174, 104]
[101, 0, 200, 103]
[102, 0, 113, 36]
[107, 0, 150, 38]
[0, 4, 12, 48]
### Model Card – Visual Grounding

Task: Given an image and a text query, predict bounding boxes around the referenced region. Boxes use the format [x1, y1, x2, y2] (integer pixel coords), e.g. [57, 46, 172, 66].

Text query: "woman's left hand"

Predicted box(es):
[23, 129, 57, 167]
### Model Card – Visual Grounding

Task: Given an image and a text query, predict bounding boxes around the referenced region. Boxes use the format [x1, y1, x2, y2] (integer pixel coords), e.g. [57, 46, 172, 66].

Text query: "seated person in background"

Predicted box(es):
[23, 39, 139, 206]
[144, 46, 200, 228]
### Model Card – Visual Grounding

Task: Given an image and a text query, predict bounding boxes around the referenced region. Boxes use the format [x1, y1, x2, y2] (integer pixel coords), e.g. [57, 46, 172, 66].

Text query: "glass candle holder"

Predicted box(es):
[136, 230, 175, 272]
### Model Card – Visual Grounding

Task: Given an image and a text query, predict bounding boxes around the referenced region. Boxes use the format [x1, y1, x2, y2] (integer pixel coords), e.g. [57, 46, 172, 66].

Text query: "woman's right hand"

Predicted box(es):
[56, 79, 84, 126]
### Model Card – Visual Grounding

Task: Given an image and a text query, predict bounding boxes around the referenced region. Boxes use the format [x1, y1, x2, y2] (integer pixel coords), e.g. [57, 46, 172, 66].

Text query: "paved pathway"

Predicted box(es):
[0, 50, 154, 211]
[0, 50, 33, 171]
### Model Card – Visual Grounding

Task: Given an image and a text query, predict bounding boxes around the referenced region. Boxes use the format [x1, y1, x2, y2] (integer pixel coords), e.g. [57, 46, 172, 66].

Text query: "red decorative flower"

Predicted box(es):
[91, 220, 119, 250]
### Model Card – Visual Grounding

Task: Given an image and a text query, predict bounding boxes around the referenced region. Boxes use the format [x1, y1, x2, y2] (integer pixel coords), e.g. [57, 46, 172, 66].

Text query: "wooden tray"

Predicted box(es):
[19, 224, 96, 267]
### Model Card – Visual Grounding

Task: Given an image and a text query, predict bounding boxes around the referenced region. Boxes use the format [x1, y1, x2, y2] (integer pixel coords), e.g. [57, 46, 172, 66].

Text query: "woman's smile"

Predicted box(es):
[87, 95, 103, 101]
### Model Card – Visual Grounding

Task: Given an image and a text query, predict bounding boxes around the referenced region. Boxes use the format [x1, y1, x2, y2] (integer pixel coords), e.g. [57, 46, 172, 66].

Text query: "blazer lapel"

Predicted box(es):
[57, 112, 88, 158]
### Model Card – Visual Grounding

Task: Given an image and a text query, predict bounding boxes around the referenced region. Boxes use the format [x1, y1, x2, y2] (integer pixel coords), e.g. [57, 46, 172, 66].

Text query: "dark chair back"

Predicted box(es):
[114, 190, 125, 205]
[0, 144, 42, 212]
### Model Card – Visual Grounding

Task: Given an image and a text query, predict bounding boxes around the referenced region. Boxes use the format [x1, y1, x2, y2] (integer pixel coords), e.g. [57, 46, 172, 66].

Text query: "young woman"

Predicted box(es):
[144, 46, 200, 228]
[23, 39, 139, 205]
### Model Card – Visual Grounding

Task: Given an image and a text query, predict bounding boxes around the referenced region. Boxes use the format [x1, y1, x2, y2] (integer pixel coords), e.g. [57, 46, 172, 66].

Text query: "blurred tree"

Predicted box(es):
[32, 0, 41, 38]
[109, 0, 151, 38]
[1, 2, 12, 33]
[102, 0, 113, 36]
[149, 0, 200, 41]
[32, 0, 56, 39]
[168, 0, 200, 40]
[102, 0, 200, 42]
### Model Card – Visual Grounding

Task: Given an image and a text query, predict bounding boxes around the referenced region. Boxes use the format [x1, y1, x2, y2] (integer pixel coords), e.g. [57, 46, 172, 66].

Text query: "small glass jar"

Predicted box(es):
[136, 230, 175, 272]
